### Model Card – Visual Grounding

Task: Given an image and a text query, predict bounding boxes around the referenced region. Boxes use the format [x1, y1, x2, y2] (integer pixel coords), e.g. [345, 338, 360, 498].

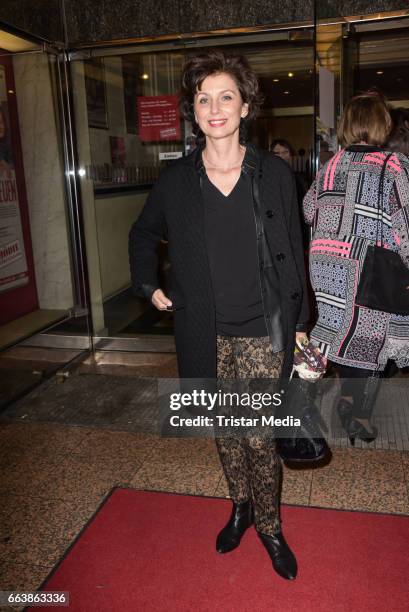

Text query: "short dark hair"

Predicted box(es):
[180, 49, 263, 144]
[270, 139, 295, 156]
[388, 107, 409, 155]
[337, 91, 392, 147]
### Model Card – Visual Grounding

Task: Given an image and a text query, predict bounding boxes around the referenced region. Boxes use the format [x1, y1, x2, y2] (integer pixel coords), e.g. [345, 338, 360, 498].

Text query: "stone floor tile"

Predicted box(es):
[34, 455, 141, 502]
[310, 471, 409, 514]
[136, 436, 221, 468]
[0, 560, 50, 591]
[69, 428, 157, 465]
[0, 455, 130, 503]
[129, 459, 222, 496]
[0, 495, 102, 568]
[282, 466, 312, 505]
[0, 422, 84, 468]
[315, 447, 405, 481]
[0, 429, 151, 502]
[0, 454, 62, 499]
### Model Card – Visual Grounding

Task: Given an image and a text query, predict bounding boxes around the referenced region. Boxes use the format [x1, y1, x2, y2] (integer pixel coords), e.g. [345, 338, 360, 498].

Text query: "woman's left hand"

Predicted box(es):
[295, 332, 308, 346]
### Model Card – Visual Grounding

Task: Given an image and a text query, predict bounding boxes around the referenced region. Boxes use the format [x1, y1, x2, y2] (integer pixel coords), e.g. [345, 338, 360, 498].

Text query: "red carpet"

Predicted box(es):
[32, 490, 408, 612]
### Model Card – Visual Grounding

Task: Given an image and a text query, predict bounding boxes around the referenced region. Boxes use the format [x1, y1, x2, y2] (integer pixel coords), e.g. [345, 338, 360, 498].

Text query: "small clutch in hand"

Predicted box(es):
[292, 337, 326, 381]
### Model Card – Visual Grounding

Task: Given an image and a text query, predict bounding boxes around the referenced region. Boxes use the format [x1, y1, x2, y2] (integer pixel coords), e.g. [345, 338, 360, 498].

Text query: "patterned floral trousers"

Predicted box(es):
[215, 335, 284, 536]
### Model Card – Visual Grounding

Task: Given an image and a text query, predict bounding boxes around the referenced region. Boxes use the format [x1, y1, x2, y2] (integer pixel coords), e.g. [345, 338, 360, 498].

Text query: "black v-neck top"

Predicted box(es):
[202, 162, 267, 337]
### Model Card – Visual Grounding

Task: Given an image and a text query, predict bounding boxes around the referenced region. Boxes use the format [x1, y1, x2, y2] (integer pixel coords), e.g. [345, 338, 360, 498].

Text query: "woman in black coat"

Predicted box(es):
[129, 50, 310, 580]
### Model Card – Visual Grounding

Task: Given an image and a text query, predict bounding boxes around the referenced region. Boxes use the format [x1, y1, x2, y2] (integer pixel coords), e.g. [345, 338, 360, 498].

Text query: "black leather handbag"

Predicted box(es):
[275, 380, 332, 465]
[355, 153, 409, 315]
[276, 416, 331, 464]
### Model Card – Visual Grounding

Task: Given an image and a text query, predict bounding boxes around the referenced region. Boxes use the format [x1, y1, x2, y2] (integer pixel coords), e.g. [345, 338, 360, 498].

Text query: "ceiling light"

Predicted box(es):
[376, 70, 384, 75]
[273, 78, 279, 82]
[284, 90, 290, 95]
[288, 72, 294, 78]
[0, 31, 40, 52]
[141, 73, 149, 80]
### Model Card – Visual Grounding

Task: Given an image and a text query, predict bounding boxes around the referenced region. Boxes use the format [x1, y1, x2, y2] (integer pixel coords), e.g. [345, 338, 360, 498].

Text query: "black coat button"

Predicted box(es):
[276, 252, 285, 261]
[291, 292, 300, 300]
[266, 210, 274, 218]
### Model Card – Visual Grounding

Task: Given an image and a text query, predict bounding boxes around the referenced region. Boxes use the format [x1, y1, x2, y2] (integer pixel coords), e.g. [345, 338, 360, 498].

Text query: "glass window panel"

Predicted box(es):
[71, 32, 314, 343]
[0, 41, 91, 408]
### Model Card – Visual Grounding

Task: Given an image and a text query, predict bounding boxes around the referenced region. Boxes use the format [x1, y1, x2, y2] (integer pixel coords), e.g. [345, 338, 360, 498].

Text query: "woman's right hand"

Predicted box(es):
[151, 288, 173, 311]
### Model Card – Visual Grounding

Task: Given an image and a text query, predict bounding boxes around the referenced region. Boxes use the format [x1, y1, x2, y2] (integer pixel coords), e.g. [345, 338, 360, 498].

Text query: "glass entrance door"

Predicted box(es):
[0, 27, 91, 408]
[315, 9, 409, 157]
[69, 28, 315, 352]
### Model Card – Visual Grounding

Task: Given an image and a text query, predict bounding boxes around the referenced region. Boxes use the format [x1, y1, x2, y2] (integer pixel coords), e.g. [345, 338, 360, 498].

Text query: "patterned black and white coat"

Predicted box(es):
[303, 144, 409, 371]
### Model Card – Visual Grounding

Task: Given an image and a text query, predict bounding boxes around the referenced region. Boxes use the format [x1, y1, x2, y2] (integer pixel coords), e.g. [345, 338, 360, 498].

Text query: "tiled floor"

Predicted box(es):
[1, 420, 409, 597]
[1, 353, 409, 600]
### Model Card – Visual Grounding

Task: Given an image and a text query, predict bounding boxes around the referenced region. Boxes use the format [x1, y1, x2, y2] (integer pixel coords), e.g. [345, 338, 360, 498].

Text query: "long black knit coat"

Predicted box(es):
[129, 145, 310, 379]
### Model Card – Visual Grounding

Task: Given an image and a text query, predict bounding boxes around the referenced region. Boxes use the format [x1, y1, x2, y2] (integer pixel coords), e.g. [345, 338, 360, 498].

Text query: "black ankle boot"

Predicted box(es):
[257, 531, 298, 580]
[216, 500, 253, 554]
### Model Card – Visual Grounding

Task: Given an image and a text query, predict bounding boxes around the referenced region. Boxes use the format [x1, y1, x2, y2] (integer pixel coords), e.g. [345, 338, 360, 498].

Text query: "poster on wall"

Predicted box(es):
[0, 64, 29, 294]
[137, 95, 181, 142]
[0, 53, 38, 326]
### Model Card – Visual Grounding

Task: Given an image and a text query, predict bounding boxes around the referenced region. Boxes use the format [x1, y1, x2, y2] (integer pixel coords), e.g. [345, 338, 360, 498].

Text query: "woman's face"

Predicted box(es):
[272, 143, 292, 163]
[193, 72, 248, 142]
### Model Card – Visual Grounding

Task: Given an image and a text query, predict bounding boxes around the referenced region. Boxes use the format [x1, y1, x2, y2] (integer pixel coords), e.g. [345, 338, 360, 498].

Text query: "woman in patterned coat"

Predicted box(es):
[303, 92, 409, 443]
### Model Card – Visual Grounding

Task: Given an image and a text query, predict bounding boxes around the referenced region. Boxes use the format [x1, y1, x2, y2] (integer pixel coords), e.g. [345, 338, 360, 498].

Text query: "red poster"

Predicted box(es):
[0, 53, 38, 325]
[137, 95, 181, 142]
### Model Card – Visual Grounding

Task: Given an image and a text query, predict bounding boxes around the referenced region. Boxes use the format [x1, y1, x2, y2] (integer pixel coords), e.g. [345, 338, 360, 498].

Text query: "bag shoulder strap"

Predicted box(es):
[376, 152, 394, 246]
